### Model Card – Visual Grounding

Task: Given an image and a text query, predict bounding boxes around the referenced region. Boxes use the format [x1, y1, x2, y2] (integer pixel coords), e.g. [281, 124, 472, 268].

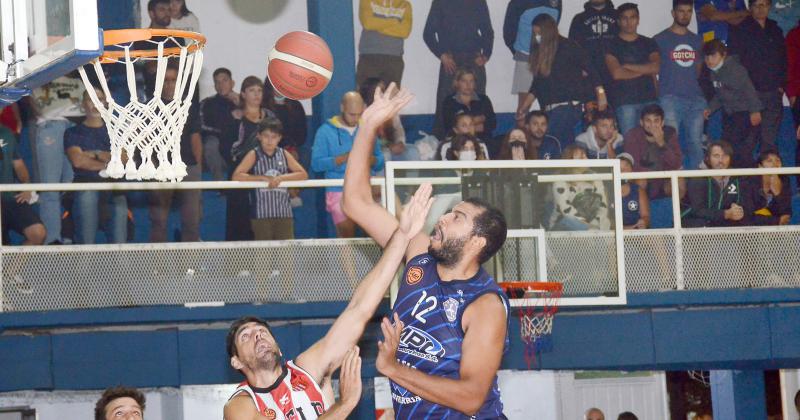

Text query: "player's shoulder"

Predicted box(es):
[406, 252, 435, 267]
[223, 392, 258, 420]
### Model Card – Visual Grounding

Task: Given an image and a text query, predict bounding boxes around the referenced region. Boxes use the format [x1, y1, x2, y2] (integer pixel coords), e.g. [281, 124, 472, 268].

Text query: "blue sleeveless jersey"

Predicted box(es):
[391, 253, 510, 419]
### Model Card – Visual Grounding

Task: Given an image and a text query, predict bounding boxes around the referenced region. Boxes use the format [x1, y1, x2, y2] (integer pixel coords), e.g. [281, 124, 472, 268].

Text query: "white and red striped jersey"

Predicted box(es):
[228, 360, 329, 420]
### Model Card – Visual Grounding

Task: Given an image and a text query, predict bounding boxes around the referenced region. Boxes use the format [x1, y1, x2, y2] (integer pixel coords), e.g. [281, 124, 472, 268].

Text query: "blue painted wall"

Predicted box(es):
[4, 290, 800, 392]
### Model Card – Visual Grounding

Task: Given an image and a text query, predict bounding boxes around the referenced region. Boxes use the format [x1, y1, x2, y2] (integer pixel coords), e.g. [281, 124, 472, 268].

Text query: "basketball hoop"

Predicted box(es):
[77, 29, 206, 182]
[499, 281, 563, 368]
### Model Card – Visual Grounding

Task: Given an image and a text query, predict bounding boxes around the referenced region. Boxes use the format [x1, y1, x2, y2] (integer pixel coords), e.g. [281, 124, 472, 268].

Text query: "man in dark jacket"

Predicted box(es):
[424, 0, 493, 137]
[683, 141, 753, 227]
[727, 0, 786, 151]
[569, 0, 619, 83]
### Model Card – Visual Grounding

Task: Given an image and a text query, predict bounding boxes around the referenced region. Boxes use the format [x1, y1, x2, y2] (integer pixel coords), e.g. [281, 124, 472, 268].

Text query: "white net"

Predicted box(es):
[77, 32, 204, 182]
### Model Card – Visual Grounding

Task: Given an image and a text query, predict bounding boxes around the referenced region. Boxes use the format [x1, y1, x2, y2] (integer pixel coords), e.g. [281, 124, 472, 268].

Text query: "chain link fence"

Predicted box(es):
[3, 226, 800, 312]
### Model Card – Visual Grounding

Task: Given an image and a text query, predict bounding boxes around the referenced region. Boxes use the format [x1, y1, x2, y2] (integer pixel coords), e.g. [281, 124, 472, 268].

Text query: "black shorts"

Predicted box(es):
[2, 196, 42, 243]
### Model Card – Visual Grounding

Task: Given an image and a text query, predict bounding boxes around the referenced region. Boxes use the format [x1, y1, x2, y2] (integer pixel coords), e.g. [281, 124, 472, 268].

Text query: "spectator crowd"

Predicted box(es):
[1, 0, 797, 245]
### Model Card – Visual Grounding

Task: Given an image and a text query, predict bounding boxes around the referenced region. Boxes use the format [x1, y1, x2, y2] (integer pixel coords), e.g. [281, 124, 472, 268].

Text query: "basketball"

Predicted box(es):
[267, 31, 333, 100]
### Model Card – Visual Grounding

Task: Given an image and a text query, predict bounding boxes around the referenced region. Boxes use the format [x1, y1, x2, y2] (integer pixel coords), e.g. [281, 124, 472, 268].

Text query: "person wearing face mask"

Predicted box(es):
[497, 128, 538, 160]
[702, 39, 763, 168]
[437, 112, 491, 160]
[445, 134, 487, 161]
[503, 1, 562, 118]
[517, 13, 607, 146]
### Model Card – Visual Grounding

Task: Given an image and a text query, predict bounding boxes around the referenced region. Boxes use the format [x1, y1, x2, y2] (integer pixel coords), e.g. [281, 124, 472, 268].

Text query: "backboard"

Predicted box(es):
[385, 159, 627, 307]
[0, 0, 100, 91]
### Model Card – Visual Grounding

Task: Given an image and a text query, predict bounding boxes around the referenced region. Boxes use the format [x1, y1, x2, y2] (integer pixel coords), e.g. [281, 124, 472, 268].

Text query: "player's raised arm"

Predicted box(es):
[341, 83, 429, 258]
[295, 184, 434, 383]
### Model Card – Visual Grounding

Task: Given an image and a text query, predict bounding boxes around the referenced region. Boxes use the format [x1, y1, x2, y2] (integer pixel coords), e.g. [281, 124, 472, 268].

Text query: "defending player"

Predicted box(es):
[223, 125, 434, 419]
[342, 84, 510, 418]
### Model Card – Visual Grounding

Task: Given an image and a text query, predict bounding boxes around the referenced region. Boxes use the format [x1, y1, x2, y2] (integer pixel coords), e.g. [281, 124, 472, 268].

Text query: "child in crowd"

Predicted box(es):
[703, 39, 763, 168]
[232, 117, 308, 240]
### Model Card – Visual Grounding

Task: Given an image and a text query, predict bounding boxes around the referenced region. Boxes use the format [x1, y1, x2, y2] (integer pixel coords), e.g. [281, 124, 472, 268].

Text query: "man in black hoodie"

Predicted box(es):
[569, 0, 619, 83]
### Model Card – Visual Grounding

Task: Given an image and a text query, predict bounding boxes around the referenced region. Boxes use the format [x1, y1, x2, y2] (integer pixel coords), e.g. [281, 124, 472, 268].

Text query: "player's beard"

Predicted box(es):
[254, 348, 283, 371]
[428, 232, 468, 268]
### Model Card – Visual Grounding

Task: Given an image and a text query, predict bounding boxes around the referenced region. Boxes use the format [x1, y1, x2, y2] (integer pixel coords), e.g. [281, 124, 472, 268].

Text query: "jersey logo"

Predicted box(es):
[728, 183, 738, 194]
[627, 200, 639, 211]
[671, 44, 697, 67]
[406, 266, 424, 285]
[398, 325, 446, 362]
[279, 394, 289, 406]
[263, 409, 277, 419]
[443, 297, 459, 322]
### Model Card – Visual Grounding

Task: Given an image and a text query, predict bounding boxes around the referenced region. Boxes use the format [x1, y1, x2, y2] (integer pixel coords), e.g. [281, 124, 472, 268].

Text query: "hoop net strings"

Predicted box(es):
[510, 286, 562, 368]
[77, 36, 204, 182]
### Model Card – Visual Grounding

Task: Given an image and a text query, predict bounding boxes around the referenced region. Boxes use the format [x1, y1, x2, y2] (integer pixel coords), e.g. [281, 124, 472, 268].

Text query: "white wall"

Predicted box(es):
[139, 0, 312, 110]
[136, 1, 688, 117]
[352, 0, 692, 115]
[0, 385, 236, 420]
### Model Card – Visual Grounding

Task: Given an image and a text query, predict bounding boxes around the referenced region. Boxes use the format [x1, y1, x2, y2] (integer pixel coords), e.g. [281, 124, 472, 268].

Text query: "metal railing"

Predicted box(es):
[1, 163, 799, 312]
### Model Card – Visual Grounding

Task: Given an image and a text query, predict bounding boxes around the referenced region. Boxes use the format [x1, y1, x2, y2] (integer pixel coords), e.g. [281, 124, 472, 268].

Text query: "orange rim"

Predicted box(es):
[498, 281, 563, 293]
[99, 29, 206, 63]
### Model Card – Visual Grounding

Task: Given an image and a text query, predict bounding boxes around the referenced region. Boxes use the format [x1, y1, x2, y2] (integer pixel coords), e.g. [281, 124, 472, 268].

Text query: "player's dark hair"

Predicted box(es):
[94, 386, 145, 420]
[617, 3, 640, 16]
[640, 104, 665, 120]
[464, 197, 507, 264]
[147, 0, 170, 12]
[617, 412, 639, 420]
[226, 316, 274, 358]
[213, 67, 232, 79]
[673, 0, 694, 9]
[258, 116, 284, 136]
[526, 110, 549, 125]
[706, 140, 734, 159]
[703, 39, 727, 57]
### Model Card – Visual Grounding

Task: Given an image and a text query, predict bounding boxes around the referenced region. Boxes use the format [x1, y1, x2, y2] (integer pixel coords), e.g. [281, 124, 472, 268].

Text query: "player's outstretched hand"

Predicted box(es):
[360, 82, 413, 131]
[376, 313, 404, 377]
[338, 346, 362, 410]
[398, 183, 434, 239]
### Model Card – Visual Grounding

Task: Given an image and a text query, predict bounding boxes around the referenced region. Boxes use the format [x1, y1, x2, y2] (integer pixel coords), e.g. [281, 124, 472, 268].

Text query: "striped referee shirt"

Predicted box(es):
[251, 147, 292, 219]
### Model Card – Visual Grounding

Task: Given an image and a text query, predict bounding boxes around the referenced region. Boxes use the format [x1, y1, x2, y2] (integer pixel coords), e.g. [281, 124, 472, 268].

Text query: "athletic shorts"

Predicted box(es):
[325, 191, 347, 225]
[2, 196, 42, 243]
[512, 56, 533, 94]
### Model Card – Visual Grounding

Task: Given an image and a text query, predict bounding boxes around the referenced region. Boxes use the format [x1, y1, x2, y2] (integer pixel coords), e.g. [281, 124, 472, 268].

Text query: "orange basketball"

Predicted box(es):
[267, 31, 334, 100]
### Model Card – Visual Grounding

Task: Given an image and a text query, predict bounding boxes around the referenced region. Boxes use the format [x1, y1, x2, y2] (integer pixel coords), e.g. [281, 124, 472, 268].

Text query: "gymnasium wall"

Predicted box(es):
[138, 0, 689, 115]
[350, 0, 692, 115]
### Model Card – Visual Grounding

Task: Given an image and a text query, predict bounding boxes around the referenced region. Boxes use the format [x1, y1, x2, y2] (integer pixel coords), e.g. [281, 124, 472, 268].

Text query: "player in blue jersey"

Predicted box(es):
[343, 84, 510, 419]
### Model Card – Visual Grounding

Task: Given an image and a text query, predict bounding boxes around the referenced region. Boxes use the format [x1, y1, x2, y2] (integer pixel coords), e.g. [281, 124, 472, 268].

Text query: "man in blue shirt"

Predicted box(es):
[526, 111, 562, 159]
[655, 0, 707, 170]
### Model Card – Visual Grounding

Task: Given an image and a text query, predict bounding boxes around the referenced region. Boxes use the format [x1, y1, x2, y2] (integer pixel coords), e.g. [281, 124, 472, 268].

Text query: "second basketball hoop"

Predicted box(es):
[78, 29, 206, 182]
